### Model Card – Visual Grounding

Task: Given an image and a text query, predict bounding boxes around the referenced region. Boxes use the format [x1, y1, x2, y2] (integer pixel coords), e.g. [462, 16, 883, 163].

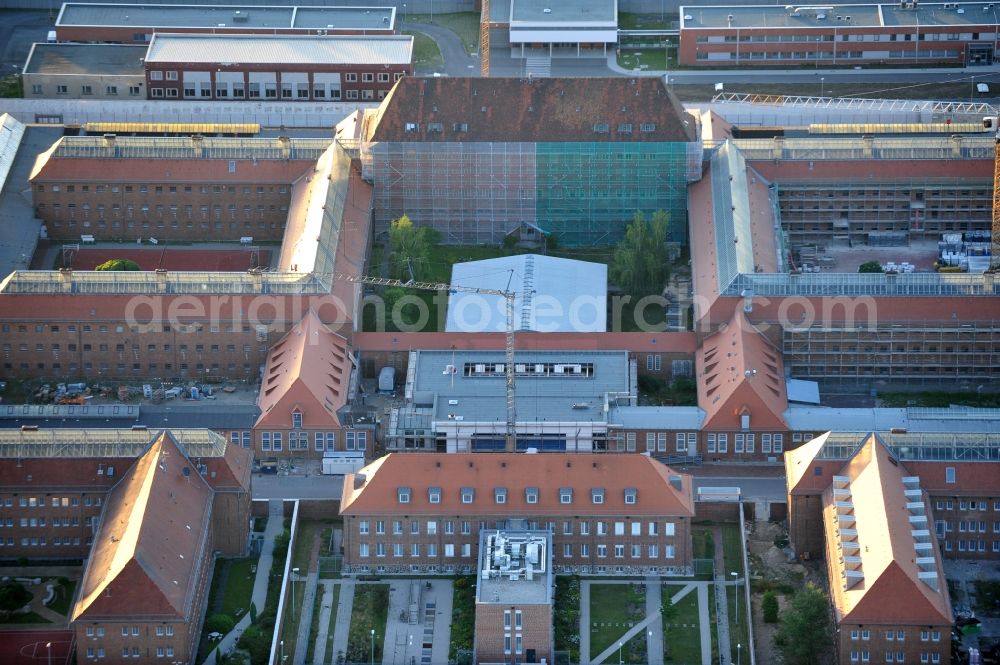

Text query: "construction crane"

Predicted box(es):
[341, 273, 518, 450]
[480, 0, 491, 77]
[992, 116, 1000, 270]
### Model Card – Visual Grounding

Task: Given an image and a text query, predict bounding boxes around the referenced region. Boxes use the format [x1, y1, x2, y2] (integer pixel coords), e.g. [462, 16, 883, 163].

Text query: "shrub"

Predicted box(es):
[762, 591, 779, 623]
[94, 258, 141, 271]
[206, 613, 236, 635]
[858, 260, 883, 274]
[0, 581, 31, 617]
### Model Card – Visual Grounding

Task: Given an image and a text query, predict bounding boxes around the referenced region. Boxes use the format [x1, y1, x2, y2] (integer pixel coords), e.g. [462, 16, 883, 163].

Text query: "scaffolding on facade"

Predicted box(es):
[729, 136, 995, 162]
[711, 93, 997, 119]
[0, 428, 228, 459]
[52, 136, 332, 161]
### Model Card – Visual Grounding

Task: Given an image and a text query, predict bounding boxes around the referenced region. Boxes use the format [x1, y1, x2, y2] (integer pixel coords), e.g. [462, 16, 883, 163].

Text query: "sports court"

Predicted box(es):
[0, 629, 74, 665]
[62, 246, 272, 272]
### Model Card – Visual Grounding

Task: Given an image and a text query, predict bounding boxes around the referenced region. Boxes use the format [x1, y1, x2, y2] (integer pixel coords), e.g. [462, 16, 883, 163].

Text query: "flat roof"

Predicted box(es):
[145, 33, 412, 65]
[786, 405, 1000, 434]
[477, 530, 552, 606]
[410, 350, 631, 424]
[608, 405, 705, 430]
[57, 3, 396, 31]
[510, 0, 617, 24]
[680, 2, 1000, 29]
[23, 43, 146, 76]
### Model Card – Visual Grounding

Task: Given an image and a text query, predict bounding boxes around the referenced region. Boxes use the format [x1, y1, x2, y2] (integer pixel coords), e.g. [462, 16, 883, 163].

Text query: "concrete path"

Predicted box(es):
[401, 20, 479, 77]
[428, 579, 454, 665]
[713, 526, 733, 665]
[293, 571, 319, 664]
[696, 584, 712, 665]
[312, 580, 340, 665]
[202, 501, 284, 665]
[383, 581, 414, 665]
[580, 579, 592, 664]
[645, 577, 664, 665]
[330, 579, 356, 663]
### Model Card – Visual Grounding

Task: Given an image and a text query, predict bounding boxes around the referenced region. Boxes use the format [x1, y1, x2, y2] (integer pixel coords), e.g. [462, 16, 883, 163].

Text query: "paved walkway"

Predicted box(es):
[330, 579, 356, 662]
[696, 584, 713, 665]
[645, 577, 664, 665]
[580, 578, 592, 663]
[312, 580, 341, 664]
[202, 501, 284, 665]
[293, 570, 320, 665]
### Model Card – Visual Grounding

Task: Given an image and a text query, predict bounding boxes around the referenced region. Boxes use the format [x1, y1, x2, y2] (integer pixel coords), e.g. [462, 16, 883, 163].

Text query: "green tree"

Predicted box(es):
[388, 214, 439, 281]
[858, 260, 884, 273]
[0, 581, 31, 618]
[94, 258, 141, 271]
[774, 583, 832, 665]
[762, 590, 779, 623]
[610, 210, 670, 296]
[206, 613, 236, 635]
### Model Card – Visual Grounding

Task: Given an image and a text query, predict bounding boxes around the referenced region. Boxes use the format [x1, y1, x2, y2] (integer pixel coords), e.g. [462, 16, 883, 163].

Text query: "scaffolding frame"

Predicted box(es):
[815, 431, 1000, 462]
[711, 93, 997, 118]
[0, 269, 330, 295]
[53, 136, 332, 161]
[0, 428, 228, 459]
[729, 136, 995, 161]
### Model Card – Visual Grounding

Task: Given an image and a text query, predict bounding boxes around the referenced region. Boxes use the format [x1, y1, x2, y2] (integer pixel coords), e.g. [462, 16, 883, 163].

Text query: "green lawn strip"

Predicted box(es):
[404, 13, 480, 54]
[719, 523, 744, 577]
[279, 580, 307, 661]
[590, 583, 648, 658]
[323, 584, 342, 663]
[554, 576, 582, 663]
[292, 520, 320, 571]
[725, 580, 749, 661]
[617, 48, 675, 72]
[221, 558, 257, 618]
[306, 588, 324, 664]
[450, 576, 476, 664]
[0, 611, 51, 625]
[708, 582, 719, 665]
[48, 579, 77, 616]
[406, 30, 444, 68]
[346, 584, 390, 662]
[662, 585, 702, 665]
[691, 526, 715, 561]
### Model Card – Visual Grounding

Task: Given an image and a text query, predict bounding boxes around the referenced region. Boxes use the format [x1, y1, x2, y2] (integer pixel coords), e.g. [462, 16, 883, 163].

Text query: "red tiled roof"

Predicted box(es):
[366, 77, 696, 143]
[784, 432, 842, 495]
[255, 310, 351, 429]
[825, 435, 952, 626]
[696, 310, 787, 430]
[351, 331, 698, 354]
[340, 453, 695, 517]
[748, 158, 990, 183]
[72, 431, 213, 622]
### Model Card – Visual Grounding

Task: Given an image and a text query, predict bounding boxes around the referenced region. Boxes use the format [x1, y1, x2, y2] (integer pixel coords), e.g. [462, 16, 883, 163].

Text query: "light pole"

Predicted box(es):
[291, 567, 300, 619]
[280, 640, 286, 663]
[730, 571, 739, 627]
[820, 77, 825, 97]
[45, 642, 52, 665]
[737, 643, 742, 665]
[371, 628, 376, 664]
[618, 640, 624, 665]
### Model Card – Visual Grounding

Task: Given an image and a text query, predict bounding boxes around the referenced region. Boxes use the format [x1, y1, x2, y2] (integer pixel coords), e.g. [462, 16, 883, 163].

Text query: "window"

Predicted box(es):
[461, 488, 475, 504]
[559, 488, 573, 504]
[397, 487, 410, 503]
[427, 521, 437, 535]
[31, 84, 42, 94]
[525, 487, 538, 504]
[665, 522, 676, 536]
[359, 520, 369, 535]
[57, 84, 68, 95]
[376, 543, 386, 557]
[592, 488, 605, 504]
[946, 467, 956, 483]
[887, 632, 894, 641]
[375, 520, 385, 535]
[624, 488, 637, 504]
[359, 543, 369, 557]
[292, 411, 302, 428]
[495, 487, 507, 504]
[428, 487, 441, 503]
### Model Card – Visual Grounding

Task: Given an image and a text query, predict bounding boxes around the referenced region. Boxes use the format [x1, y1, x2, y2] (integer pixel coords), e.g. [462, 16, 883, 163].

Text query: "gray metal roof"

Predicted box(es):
[57, 3, 396, 31]
[608, 406, 705, 430]
[446, 254, 607, 334]
[145, 33, 413, 65]
[680, 2, 1000, 29]
[410, 350, 631, 424]
[23, 43, 146, 76]
[785, 405, 1000, 434]
[0, 403, 259, 431]
[511, 0, 617, 24]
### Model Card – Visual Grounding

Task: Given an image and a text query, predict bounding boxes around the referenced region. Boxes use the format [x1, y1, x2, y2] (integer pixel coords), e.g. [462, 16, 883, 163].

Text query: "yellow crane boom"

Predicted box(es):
[480, 0, 490, 77]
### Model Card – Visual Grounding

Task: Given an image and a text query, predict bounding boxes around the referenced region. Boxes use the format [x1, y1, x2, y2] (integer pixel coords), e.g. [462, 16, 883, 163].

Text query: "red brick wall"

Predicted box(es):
[56, 25, 397, 44]
[836, 624, 951, 665]
[475, 603, 552, 664]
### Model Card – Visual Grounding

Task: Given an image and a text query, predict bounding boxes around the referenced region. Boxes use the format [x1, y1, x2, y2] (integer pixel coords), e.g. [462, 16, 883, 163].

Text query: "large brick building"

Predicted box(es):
[143, 33, 412, 102]
[0, 428, 251, 559]
[55, 3, 399, 44]
[339, 452, 695, 576]
[70, 430, 218, 665]
[788, 434, 954, 665]
[29, 135, 325, 242]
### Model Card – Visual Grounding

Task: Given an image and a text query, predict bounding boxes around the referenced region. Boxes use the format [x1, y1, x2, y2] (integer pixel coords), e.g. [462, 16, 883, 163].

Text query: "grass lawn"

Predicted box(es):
[347, 584, 389, 662]
[220, 558, 257, 618]
[589, 583, 648, 660]
[617, 48, 676, 72]
[279, 580, 307, 662]
[878, 391, 1000, 408]
[48, 579, 77, 616]
[554, 576, 582, 663]
[974, 580, 1000, 617]
[406, 30, 444, 68]
[450, 576, 476, 663]
[618, 12, 674, 29]
[719, 523, 744, 578]
[691, 526, 715, 561]
[0, 611, 51, 624]
[293, 519, 339, 572]
[662, 585, 702, 665]
[404, 12, 480, 54]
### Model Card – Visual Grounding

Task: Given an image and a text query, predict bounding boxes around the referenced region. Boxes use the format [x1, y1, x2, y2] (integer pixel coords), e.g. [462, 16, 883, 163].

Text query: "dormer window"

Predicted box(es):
[494, 487, 508, 504]
[292, 411, 302, 429]
[618, 123, 633, 134]
[591, 488, 605, 505]
[525, 487, 539, 504]
[404, 122, 419, 132]
[461, 487, 475, 504]
[624, 488, 637, 505]
[428, 487, 441, 504]
[397, 487, 411, 504]
[559, 488, 573, 504]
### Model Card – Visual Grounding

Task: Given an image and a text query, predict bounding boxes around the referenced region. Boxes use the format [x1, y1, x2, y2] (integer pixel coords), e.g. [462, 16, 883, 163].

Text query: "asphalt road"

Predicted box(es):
[403, 20, 480, 77]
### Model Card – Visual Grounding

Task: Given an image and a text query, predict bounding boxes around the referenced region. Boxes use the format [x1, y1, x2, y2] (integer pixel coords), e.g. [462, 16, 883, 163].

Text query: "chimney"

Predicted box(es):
[669, 475, 683, 491]
[278, 136, 291, 160]
[353, 473, 367, 490]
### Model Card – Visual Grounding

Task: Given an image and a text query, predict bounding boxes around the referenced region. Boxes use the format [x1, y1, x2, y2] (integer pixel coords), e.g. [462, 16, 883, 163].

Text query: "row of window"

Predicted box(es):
[84, 625, 174, 637]
[359, 519, 677, 538]
[694, 49, 959, 60]
[2, 323, 263, 335]
[84, 646, 175, 659]
[39, 184, 288, 195]
[0, 536, 88, 547]
[260, 431, 366, 451]
[706, 432, 786, 454]
[696, 31, 992, 43]
[149, 70, 399, 83]
[5, 516, 93, 528]
[399, 485, 641, 506]
[149, 87, 385, 100]
[39, 84, 141, 97]
[850, 630, 942, 642]
[936, 500, 1000, 512]
[3, 361, 255, 373]
[3, 495, 102, 508]
[944, 539, 1000, 553]
[357, 541, 678, 559]
[4, 342, 255, 353]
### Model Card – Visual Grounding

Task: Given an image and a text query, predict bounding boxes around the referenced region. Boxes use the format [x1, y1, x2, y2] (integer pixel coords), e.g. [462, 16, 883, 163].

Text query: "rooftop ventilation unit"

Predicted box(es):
[233, 10, 249, 22]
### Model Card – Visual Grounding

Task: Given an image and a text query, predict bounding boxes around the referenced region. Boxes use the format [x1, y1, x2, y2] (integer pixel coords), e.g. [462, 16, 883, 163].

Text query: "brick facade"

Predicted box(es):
[836, 625, 951, 665]
[475, 604, 552, 665]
